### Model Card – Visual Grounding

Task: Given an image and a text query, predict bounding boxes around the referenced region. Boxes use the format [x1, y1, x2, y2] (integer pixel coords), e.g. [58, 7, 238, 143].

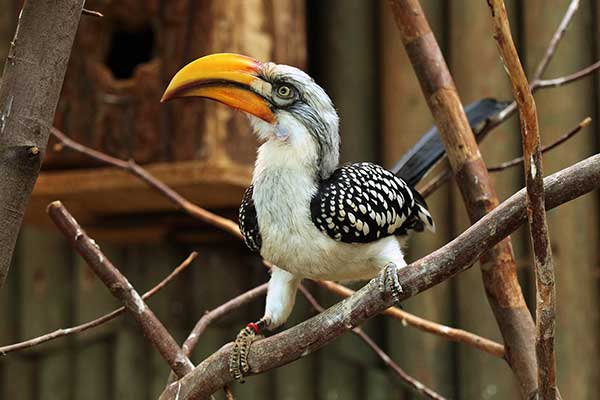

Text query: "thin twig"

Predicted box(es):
[531, 0, 580, 81]
[488, 1, 558, 398]
[0, 252, 197, 355]
[165, 283, 269, 386]
[488, 117, 591, 172]
[51, 127, 241, 238]
[420, 168, 452, 199]
[316, 280, 505, 358]
[82, 8, 104, 17]
[51, 127, 504, 359]
[298, 285, 447, 400]
[47, 201, 194, 378]
[159, 154, 600, 400]
[532, 60, 600, 90]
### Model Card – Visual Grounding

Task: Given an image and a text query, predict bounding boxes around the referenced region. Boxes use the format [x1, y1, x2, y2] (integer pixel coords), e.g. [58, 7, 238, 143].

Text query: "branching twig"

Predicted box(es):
[531, 0, 580, 81]
[298, 285, 447, 400]
[51, 127, 503, 359]
[159, 154, 600, 400]
[487, 2, 558, 398]
[532, 60, 600, 90]
[488, 117, 591, 172]
[47, 201, 194, 378]
[418, 0, 595, 200]
[0, 252, 197, 355]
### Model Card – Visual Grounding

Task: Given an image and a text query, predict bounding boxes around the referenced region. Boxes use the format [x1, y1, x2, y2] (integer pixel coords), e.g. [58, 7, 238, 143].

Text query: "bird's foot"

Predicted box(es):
[378, 262, 403, 303]
[229, 317, 270, 382]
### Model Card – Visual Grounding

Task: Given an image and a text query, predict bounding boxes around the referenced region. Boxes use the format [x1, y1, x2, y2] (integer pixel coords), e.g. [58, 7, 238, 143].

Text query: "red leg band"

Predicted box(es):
[247, 322, 260, 334]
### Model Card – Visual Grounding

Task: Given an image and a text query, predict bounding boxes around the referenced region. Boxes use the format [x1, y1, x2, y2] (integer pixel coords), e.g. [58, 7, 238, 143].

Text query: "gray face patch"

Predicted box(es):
[259, 63, 340, 179]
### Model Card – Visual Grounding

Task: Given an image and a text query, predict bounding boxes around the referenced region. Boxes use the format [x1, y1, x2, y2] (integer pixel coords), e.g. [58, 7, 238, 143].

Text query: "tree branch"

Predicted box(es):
[487, 1, 558, 398]
[0, 0, 85, 289]
[0, 252, 197, 355]
[298, 285, 447, 400]
[159, 154, 600, 400]
[387, 0, 537, 396]
[47, 202, 194, 378]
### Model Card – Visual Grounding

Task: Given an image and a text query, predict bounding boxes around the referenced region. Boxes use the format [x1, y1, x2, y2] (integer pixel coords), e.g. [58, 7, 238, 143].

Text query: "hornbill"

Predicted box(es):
[162, 53, 499, 381]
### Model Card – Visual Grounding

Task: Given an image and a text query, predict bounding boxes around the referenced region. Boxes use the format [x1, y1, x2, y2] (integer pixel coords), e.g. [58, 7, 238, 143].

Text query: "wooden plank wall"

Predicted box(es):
[1, 1, 600, 399]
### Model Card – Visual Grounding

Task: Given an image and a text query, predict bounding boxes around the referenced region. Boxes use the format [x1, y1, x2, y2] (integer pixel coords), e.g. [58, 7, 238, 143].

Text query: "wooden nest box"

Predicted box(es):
[25, 0, 306, 242]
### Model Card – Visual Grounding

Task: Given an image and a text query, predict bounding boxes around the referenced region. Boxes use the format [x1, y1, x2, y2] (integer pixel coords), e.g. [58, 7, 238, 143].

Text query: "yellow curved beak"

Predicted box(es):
[161, 53, 275, 123]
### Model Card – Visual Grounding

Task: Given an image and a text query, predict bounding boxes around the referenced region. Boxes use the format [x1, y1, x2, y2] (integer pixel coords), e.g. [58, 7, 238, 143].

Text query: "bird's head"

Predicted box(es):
[161, 53, 340, 179]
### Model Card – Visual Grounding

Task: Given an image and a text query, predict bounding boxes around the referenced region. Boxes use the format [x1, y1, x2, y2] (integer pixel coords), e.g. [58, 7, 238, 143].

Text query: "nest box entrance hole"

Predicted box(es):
[105, 23, 155, 80]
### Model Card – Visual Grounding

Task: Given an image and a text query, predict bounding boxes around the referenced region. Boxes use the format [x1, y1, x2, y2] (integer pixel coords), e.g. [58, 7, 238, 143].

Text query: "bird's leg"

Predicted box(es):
[378, 262, 403, 303]
[229, 317, 270, 382]
[229, 267, 301, 382]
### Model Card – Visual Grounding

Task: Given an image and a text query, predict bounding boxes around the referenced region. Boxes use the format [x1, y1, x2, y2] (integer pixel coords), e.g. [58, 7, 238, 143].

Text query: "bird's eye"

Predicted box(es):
[276, 85, 294, 99]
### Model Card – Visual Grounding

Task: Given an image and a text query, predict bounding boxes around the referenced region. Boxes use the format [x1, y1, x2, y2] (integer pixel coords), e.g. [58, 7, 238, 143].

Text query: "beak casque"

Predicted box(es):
[161, 53, 275, 123]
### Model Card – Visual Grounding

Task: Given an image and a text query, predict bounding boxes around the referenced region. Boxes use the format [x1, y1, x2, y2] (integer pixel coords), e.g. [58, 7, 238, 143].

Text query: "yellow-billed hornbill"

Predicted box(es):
[162, 53, 435, 380]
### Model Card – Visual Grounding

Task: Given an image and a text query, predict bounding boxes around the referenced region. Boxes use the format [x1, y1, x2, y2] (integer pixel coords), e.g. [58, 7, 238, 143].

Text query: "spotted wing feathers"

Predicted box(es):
[310, 163, 434, 243]
[239, 185, 262, 252]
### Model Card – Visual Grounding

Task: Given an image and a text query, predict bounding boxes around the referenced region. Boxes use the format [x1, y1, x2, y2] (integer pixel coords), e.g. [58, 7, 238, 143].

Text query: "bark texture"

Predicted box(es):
[487, 1, 557, 398]
[0, 0, 85, 288]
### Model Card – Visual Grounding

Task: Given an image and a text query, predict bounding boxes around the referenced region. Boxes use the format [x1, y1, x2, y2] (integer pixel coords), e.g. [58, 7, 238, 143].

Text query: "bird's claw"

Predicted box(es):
[378, 262, 403, 303]
[229, 317, 269, 382]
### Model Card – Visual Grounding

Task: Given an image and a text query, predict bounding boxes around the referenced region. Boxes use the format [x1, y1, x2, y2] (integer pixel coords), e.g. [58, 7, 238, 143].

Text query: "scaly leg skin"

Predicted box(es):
[229, 267, 301, 382]
[229, 317, 270, 382]
[378, 262, 403, 303]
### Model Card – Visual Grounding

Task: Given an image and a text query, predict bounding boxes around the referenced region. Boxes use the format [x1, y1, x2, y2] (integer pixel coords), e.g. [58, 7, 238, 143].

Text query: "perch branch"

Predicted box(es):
[159, 154, 600, 400]
[487, 1, 558, 398]
[487, 117, 591, 172]
[387, 0, 536, 396]
[298, 285, 447, 400]
[47, 202, 194, 378]
[51, 127, 503, 358]
[0, 252, 197, 355]
[0, 0, 85, 289]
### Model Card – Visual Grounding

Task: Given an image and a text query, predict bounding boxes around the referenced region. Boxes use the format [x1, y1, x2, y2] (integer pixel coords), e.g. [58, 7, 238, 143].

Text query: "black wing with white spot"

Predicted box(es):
[239, 185, 262, 252]
[310, 163, 434, 244]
